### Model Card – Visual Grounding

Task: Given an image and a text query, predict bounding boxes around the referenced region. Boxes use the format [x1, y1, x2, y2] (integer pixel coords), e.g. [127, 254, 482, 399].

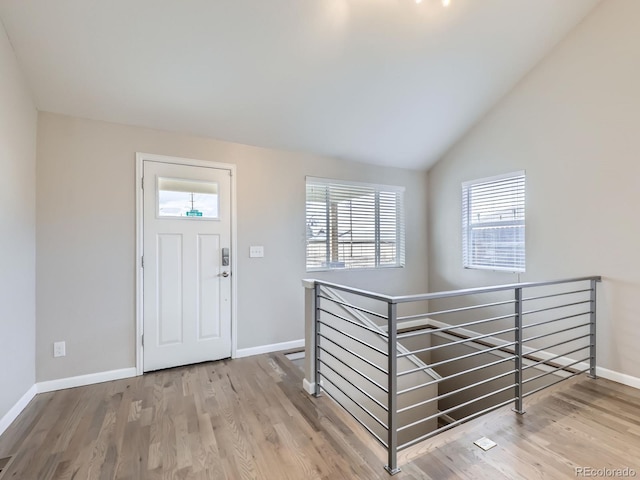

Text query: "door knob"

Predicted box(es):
[221, 271, 230, 277]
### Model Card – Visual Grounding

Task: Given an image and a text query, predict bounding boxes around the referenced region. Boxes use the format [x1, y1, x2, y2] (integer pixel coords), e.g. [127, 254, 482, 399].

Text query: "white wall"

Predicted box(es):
[428, 0, 640, 379]
[36, 113, 429, 382]
[0, 23, 37, 419]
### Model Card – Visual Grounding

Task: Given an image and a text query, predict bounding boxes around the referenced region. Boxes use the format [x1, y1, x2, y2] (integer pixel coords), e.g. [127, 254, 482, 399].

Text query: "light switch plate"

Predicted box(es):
[474, 437, 497, 451]
[249, 246, 264, 258]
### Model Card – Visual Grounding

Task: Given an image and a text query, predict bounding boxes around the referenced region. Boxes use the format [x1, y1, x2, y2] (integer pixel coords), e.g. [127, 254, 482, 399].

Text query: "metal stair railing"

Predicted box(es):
[303, 275, 601, 475]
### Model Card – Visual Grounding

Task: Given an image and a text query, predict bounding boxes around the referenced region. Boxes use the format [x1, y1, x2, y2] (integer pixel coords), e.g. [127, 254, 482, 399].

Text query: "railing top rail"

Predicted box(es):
[309, 280, 395, 302]
[307, 276, 602, 305]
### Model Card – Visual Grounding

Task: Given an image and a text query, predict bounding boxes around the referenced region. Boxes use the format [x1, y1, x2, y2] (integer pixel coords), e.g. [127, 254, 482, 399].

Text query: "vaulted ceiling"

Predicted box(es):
[0, 0, 600, 170]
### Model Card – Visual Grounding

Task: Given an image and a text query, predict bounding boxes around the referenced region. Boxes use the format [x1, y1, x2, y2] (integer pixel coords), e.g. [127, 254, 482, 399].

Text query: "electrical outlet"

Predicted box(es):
[249, 246, 264, 258]
[53, 341, 66, 357]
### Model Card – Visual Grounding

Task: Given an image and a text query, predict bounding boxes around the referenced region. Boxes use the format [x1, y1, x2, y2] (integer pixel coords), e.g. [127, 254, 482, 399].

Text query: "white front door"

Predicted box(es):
[143, 160, 232, 372]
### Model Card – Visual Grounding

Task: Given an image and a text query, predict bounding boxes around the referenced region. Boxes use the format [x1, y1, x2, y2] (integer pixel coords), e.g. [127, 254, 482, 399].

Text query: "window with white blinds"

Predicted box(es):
[306, 177, 405, 271]
[462, 171, 525, 272]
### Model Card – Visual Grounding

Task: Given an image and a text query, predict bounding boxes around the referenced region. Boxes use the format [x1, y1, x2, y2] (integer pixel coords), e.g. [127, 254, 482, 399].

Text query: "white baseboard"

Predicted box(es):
[303, 378, 315, 395]
[0, 384, 38, 437]
[596, 367, 640, 389]
[235, 339, 304, 358]
[36, 367, 137, 394]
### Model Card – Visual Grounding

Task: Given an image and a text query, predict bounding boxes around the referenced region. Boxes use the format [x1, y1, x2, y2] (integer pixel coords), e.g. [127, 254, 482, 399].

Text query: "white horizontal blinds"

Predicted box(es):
[157, 177, 218, 194]
[462, 172, 525, 272]
[306, 178, 405, 270]
[306, 182, 330, 269]
[379, 190, 405, 267]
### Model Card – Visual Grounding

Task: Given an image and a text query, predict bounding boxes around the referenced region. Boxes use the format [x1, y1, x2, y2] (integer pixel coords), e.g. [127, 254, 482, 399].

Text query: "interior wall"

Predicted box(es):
[0, 23, 37, 418]
[427, 0, 640, 378]
[36, 112, 429, 382]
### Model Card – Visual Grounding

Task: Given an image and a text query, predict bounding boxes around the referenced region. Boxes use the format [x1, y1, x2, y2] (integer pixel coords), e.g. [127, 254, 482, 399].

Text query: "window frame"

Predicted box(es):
[305, 176, 406, 272]
[462, 171, 526, 273]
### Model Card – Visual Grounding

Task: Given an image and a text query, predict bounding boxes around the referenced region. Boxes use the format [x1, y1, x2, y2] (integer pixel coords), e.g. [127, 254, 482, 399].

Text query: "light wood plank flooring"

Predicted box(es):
[1, 353, 639, 479]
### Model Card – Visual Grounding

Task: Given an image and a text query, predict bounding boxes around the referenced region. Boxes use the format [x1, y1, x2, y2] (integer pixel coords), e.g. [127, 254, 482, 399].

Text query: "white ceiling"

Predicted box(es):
[0, 0, 600, 170]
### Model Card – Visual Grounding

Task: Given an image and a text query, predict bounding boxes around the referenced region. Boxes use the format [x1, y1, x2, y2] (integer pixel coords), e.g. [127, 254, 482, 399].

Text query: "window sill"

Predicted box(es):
[306, 265, 405, 273]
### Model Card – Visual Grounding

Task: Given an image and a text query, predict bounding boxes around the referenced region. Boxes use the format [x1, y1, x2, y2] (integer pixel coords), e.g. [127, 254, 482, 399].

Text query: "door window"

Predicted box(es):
[157, 177, 219, 219]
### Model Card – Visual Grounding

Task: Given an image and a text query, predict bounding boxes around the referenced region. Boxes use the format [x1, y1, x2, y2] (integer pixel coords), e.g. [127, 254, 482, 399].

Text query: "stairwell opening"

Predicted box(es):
[0, 456, 13, 478]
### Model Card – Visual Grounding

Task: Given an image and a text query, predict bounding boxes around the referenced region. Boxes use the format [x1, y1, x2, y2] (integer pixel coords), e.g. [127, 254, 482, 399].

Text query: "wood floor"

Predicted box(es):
[1, 353, 639, 479]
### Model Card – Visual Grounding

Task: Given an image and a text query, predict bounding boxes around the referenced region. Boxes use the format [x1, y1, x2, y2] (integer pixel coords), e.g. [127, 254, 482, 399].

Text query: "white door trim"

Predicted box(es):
[135, 152, 238, 376]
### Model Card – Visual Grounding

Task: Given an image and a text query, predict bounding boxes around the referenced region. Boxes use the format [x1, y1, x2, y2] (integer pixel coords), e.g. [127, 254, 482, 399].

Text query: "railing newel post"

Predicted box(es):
[314, 282, 322, 397]
[385, 300, 400, 475]
[514, 287, 525, 415]
[589, 279, 598, 379]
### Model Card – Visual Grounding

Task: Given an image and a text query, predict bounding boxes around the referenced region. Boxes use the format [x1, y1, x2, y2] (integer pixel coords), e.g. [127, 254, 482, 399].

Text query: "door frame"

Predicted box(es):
[135, 152, 238, 376]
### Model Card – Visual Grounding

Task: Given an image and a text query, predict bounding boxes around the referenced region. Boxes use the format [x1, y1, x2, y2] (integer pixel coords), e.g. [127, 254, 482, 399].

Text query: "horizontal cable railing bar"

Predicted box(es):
[397, 299, 516, 322]
[524, 334, 591, 357]
[398, 335, 516, 377]
[521, 345, 590, 372]
[319, 378, 389, 449]
[318, 334, 389, 376]
[399, 327, 517, 362]
[397, 313, 516, 341]
[522, 300, 591, 316]
[522, 322, 591, 344]
[319, 359, 388, 413]
[398, 330, 515, 358]
[317, 294, 388, 320]
[419, 326, 591, 369]
[319, 346, 389, 394]
[315, 281, 395, 302]
[398, 397, 515, 451]
[397, 369, 516, 414]
[522, 357, 590, 385]
[522, 311, 591, 330]
[318, 372, 389, 430]
[398, 383, 516, 433]
[522, 288, 592, 302]
[523, 368, 590, 399]
[397, 356, 515, 396]
[318, 307, 388, 337]
[390, 276, 601, 304]
[312, 276, 601, 304]
[318, 321, 388, 356]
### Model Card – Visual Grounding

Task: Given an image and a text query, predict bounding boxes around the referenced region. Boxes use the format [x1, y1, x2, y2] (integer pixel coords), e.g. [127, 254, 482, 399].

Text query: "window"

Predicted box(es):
[306, 177, 405, 271]
[462, 171, 525, 272]
[157, 177, 219, 219]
